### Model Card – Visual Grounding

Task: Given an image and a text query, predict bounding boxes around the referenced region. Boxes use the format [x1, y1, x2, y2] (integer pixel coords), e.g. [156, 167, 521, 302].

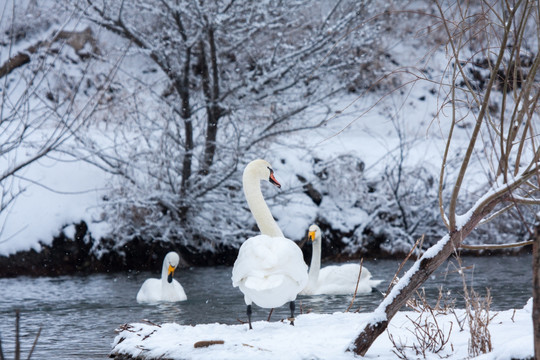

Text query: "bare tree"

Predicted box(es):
[351, 0, 539, 355]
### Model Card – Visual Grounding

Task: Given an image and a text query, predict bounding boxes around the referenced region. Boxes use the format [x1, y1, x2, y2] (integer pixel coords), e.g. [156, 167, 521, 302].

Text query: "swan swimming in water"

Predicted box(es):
[232, 159, 308, 329]
[300, 224, 381, 295]
[136, 251, 187, 303]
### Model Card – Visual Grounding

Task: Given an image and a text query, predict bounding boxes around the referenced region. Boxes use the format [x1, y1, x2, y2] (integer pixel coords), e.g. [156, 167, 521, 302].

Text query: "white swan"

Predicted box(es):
[300, 224, 381, 295]
[232, 159, 308, 329]
[136, 251, 187, 303]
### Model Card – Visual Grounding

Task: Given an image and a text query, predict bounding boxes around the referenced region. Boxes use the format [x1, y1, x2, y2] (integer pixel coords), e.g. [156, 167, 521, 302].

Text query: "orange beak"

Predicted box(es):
[269, 171, 281, 188]
[167, 265, 175, 283]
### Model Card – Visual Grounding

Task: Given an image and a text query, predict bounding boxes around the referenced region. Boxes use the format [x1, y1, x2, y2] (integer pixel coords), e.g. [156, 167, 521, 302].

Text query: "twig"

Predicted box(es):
[267, 308, 274, 322]
[0, 329, 4, 360]
[389, 287, 453, 358]
[26, 327, 41, 360]
[460, 240, 534, 250]
[387, 332, 408, 359]
[15, 310, 20, 360]
[346, 258, 364, 312]
[386, 235, 424, 295]
[140, 319, 161, 327]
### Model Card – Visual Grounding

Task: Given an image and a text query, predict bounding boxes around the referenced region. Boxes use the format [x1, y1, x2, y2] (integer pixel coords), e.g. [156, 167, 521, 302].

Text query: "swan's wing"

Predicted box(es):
[244, 273, 284, 291]
[232, 235, 307, 288]
[232, 235, 308, 307]
[136, 278, 160, 303]
[172, 280, 188, 301]
[314, 264, 376, 295]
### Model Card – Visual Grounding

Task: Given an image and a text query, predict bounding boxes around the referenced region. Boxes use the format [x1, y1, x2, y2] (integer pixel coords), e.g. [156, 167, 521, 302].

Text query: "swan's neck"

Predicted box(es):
[161, 262, 170, 287]
[243, 172, 284, 237]
[307, 238, 321, 287]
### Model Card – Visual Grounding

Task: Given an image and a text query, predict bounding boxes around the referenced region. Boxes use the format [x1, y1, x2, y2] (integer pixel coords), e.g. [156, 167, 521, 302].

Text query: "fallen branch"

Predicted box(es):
[193, 340, 224, 348]
[0, 27, 98, 79]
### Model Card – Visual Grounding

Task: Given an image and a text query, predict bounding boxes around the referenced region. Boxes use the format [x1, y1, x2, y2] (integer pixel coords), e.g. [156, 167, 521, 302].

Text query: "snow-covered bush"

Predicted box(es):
[59, 0, 392, 255]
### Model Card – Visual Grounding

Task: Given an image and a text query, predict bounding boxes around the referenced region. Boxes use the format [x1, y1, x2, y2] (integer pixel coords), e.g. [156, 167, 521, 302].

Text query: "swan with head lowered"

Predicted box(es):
[136, 251, 187, 303]
[300, 224, 381, 295]
[232, 159, 308, 329]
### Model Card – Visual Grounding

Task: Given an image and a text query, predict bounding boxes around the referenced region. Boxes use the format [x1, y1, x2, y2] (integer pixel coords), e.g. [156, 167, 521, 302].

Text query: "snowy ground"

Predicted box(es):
[110, 298, 534, 360]
[0, 152, 111, 255]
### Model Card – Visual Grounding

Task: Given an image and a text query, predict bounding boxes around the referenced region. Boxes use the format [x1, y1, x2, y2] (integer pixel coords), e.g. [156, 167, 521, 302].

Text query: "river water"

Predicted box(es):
[0, 255, 533, 359]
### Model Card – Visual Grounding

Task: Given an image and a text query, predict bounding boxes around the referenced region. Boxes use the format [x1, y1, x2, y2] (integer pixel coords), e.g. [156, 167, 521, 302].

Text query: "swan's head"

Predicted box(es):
[164, 252, 180, 283]
[244, 159, 281, 188]
[308, 224, 322, 243]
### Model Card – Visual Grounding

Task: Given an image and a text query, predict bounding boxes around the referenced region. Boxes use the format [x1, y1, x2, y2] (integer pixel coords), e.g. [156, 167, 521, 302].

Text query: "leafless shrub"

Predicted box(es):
[465, 287, 493, 357]
[389, 287, 454, 359]
[407, 287, 455, 316]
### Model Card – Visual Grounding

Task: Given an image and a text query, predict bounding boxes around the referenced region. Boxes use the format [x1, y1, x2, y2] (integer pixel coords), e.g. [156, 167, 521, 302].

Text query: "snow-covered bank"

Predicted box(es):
[110, 299, 534, 360]
[0, 153, 110, 256]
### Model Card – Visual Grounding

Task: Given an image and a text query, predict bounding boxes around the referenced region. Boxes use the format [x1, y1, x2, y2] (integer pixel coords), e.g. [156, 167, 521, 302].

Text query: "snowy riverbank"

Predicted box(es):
[110, 299, 534, 360]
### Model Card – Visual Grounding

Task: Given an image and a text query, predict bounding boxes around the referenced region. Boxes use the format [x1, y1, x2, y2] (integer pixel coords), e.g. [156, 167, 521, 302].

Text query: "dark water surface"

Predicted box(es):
[0, 255, 533, 359]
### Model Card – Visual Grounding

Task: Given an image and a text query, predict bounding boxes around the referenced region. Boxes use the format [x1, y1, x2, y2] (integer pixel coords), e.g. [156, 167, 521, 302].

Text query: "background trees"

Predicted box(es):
[0, 0, 536, 269]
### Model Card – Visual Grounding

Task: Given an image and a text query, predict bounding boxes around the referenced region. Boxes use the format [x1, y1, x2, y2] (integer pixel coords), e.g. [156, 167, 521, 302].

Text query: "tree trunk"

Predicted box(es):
[178, 47, 193, 197]
[199, 27, 222, 175]
[533, 217, 540, 360]
[350, 192, 508, 355]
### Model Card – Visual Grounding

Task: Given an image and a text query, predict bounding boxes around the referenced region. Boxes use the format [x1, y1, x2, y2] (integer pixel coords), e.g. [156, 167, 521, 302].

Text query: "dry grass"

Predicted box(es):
[387, 250, 498, 359]
[454, 256, 495, 357]
[465, 287, 493, 356]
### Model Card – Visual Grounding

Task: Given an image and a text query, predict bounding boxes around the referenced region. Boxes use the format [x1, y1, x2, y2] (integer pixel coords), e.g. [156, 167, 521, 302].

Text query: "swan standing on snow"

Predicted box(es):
[300, 224, 381, 295]
[136, 251, 187, 303]
[232, 159, 308, 329]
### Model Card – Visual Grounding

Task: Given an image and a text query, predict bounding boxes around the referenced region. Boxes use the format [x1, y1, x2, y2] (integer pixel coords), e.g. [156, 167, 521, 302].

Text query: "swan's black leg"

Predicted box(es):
[289, 301, 295, 326]
[247, 305, 253, 330]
